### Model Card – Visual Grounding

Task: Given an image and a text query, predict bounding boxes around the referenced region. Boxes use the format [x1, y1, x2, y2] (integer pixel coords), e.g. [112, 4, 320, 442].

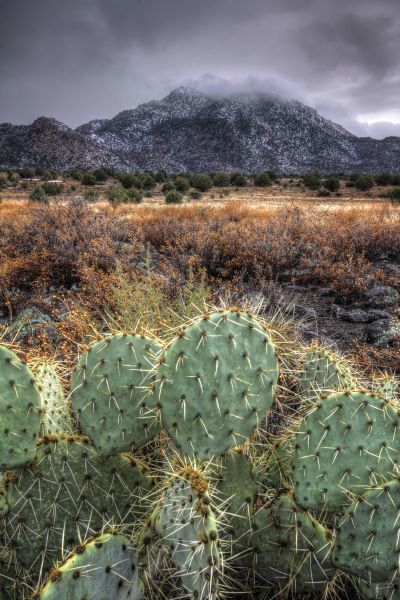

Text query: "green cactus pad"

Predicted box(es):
[71, 333, 162, 455]
[300, 348, 353, 401]
[157, 310, 279, 461]
[293, 391, 400, 512]
[153, 471, 222, 600]
[245, 493, 335, 594]
[374, 375, 399, 402]
[265, 432, 297, 490]
[35, 363, 73, 436]
[0, 345, 41, 470]
[333, 478, 400, 582]
[357, 578, 400, 600]
[214, 451, 258, 547]
[3, 435, 153, 579]
[37, 534, 144, 600]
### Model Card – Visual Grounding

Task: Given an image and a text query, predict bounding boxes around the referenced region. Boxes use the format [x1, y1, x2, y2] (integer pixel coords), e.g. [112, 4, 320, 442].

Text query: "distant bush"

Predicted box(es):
[389, 187, 400, 202]
[81, 173, 97, 186]
[190, 191, 202, 200]
[190, 174, 213, 192]
[317, 189, 331, 197]
[18, 167, 35, 179]
[143, 190, 153, 198]
[174, 177, 190, 192]
[42, 169, 58, 181]
[0, 176, 7, 190]
[165, 190, 183, 204]
[107, 186, 128, 207]
[83, 188, 100, 203]
[303, 171, 321, 190]
[154, 170, 167, 183]
[29, 185, 48, 203]
[230, 173, 247, 187]
[93, 168, 108, 182]
[345, 181, 355, 188]
[212, 172, 230, 187]
[267, 170, 278, 181]
[355, 174, 374, 191]
[118, 172, 139, 189]
[127, 188, 143, 203]
[42, 181, 64, 195]
[323, 177, 340, 192]
[140, 173, 156, 190]
[9, 173, 20, 184]
[254, 172, 272, 187]
[70, 170, 84, 181]
[375, 172, 393, 186]
[162, 181, 176, 194]
[392, 174, 400, 185]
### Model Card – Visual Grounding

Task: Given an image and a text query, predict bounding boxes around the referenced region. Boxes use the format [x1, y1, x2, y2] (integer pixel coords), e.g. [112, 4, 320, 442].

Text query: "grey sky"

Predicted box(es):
[1, 0, 399, 138]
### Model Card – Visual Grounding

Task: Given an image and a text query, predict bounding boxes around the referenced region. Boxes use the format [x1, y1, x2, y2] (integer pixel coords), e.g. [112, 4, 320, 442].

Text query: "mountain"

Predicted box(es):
[1, 87, 400, 173]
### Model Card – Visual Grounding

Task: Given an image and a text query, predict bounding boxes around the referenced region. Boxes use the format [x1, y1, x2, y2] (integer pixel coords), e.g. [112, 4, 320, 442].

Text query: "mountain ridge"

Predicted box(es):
[1, 87, 399, 173]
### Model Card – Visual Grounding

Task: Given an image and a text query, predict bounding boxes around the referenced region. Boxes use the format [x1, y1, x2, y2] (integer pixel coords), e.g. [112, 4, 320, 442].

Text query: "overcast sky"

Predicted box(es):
[1, 0, 400, 138]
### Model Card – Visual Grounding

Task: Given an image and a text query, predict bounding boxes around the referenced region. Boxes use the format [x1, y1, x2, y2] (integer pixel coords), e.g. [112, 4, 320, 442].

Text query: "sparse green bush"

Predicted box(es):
[230, 173, 247, 187]
[355, 174, 374, 191]
[154, 170, 167, 183]
[29, 185, 48, 203]
[254, 172, 272, 187]
[93, 168, 108, 182]
[162, 181, 176, 194]
[81, 173, 97, 186]
[190, 173, 213, 192]
[0, 176, 7, 190]
[212, 172, 230, 187]
[190, 191, 202, 200]
[127, 188, 143, 203]
[118, 172, 139, 189]
[392, 174, 400, 185]
[303, 171, 321, 190]
[140, 173, 156, 190]
[174, 177, 190, 192]
[389, 187, 400, 202]
[323, 177, 340, 193]
[83, 188, 100, 203]
[267, 170, 278, 181]
[317, 189, 331, 197]
[106, 186, 129, 207]
[165, 190, 183, 204]
[42, 181, 64, 195]
[70, 170, 84, 181]
[375, 172, 393, 186]
[18, 167, 35, 179]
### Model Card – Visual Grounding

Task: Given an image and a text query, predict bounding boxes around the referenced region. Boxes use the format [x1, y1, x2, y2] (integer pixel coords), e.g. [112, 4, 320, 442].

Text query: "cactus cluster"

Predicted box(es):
[0, 308, 400, 600]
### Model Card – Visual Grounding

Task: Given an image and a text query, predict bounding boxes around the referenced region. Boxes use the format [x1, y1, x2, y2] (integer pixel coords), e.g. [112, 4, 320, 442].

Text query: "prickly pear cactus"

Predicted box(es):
[245, 492, 335, 595]
[152, 470, 222, 599]
[157, 310, 279, 461]
[214, 451, 258, 547]
[35, 363, 73, 436]
[333, 478, 400, 582]
[373, 374, 399, 401]
[293, 391, 400, 512]
[356, 578, 400, 600]
[3, 435, 154, 580]
[71, 333, 162, 455]
[265, 431, 297, 489]
[300, 348, 353, 401]
[0, 345, 41, 470]
[37, 533, 144, 600]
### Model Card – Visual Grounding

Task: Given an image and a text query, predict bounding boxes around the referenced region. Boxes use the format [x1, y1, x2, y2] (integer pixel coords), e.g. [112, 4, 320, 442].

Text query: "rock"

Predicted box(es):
[331, 304, 392, 323]
[317, 287, 336, 297]
[365, 286, 400, 308]
[7, 307, 54, 344]
[293, 304, 317, 319]
[363, 319, 400, 347]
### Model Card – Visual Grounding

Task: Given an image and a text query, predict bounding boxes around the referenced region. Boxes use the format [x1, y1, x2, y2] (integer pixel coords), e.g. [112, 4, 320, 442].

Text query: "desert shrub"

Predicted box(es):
[70, 170, 84, 181]
[93, 168, 108, 182]
[42, 181, 64, 195]
[230, 173, 247, 187]
[83, 188, 100, 203]
[81, 173, 97, 186]
[154, 170, 167, 183]
[118, 172, 139, 189]
[0, 176, 7, 190]
[9, 173, 20, 184]
[392, 175, 400, 185]
[174, 177, 190, 192]
[345, 181, 355, 188]
[375, 172, 393, 186]
[267, 170, 278, 181]
[165, 190, 183, 204]
[190, 191, 202, 200]
[303, 171, 321, 190]
[317, 189, 331, 197]
[140, 173, 156, 190]
[355, 174, 374, 191]
[29, 185, 48, 203]
[35, 167, 45, 176]
[106, 186, 129, 207]
[323, 177, 340, 192]
[18, 167, 35, 179]
[162, 181, 176, 194]
[389, 187, 400, 202]
[254, 172, 272, 187]
[190, 174, 213, 192]
[127, 188, 143, 203]
[212, 172, 230, 187]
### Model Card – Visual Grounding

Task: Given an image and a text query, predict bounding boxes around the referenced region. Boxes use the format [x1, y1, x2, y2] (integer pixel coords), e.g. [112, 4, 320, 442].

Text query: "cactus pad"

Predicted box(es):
[152, 470, 222, 599]
[300, 348, 353, 401]
[35, 363, 73, 436]
[293, 391, 400, 512]
[246, 493, 334, 594]
[157, 310, 279, 461]
[333, 478, 400, 582]
[0, 345, 41, 470]
[3, 435, 153, 579]
[71, 333, 162, 455]
[37, 533, 143, 600]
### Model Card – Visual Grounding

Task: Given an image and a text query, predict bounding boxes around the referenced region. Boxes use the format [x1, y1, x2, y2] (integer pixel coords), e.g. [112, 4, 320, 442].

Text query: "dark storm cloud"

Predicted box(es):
[0, 0, 399, 138]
